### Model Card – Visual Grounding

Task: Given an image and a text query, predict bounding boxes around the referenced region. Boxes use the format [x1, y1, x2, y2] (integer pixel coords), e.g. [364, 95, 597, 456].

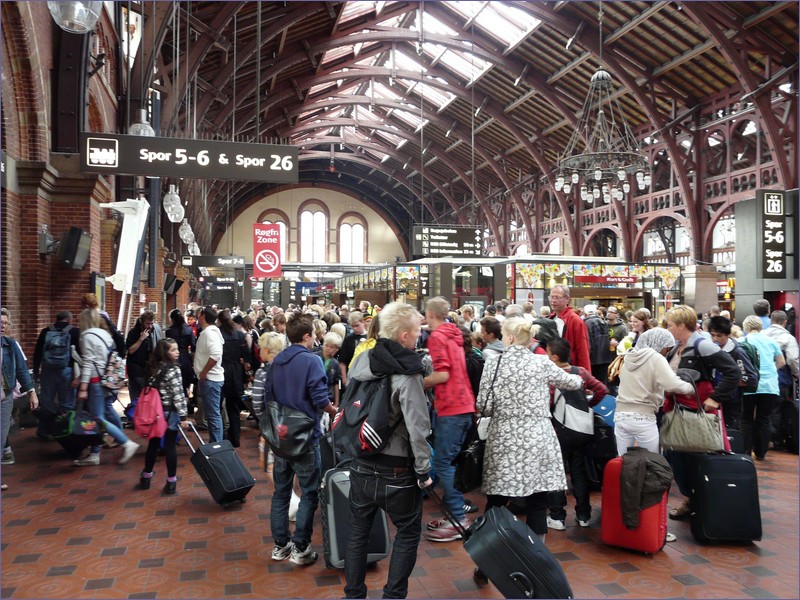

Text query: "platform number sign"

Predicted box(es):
[253, 224, 281, 278]
[758, 189, 786, 279]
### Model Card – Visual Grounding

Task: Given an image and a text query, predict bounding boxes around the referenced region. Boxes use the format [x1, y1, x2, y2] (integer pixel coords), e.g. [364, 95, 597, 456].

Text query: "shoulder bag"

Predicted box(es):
[453, 355, 501, 493]
[259, 369, 316, 460]
[659, 380, 724, 453]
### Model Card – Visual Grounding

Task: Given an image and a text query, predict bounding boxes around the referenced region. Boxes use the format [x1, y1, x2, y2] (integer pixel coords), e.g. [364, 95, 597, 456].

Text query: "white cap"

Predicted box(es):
[583, 304, 597, 316]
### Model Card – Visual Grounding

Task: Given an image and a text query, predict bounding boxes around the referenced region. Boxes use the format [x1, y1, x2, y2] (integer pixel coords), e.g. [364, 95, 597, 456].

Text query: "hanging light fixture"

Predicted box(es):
[179, 219, 195, 244]
[554, 4, 650, 201]
[188, 242, 200, 256]
[48, 1, 102, 33]
[128, 108, 155, 137]
[163, 184, 184, 222]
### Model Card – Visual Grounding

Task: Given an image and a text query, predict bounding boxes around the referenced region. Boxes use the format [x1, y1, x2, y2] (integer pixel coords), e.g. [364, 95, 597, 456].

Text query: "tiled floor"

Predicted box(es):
[1, 415, 798, 599]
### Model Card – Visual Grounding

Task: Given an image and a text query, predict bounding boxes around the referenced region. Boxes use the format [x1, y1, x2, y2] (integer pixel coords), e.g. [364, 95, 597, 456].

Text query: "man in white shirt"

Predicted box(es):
[194, 307, 225, 442]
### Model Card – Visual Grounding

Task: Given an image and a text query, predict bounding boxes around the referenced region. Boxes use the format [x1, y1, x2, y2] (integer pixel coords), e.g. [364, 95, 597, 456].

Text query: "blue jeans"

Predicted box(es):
[432, 413, 473, 523]
[87, 383, 129, 452]
[200, 379, 224, 443]
[271, 444, 321, 550]
[38, 367, 76, 433]
[344, 460, 422, 599]
[1, 392, 13, 451]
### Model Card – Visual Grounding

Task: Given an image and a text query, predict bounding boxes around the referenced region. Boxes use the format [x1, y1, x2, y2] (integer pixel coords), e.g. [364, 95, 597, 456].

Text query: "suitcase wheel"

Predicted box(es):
[473, 515, 486, 530]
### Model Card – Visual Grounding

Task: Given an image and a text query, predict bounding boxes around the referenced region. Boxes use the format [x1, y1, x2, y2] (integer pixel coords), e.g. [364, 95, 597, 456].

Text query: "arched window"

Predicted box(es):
[300, 209, 327, 263]
[339, 221, 365, 264]
[261, 220, 287, 262]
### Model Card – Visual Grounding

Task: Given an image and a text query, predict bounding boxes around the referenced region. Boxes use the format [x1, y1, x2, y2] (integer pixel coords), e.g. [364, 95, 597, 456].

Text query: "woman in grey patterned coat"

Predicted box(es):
[477, 317, 583, 538]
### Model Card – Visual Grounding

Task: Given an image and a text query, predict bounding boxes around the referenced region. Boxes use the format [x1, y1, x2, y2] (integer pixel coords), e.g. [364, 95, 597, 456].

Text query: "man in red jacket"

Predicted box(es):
[547, 284, 591, 370]
[423, 297, 477, 542]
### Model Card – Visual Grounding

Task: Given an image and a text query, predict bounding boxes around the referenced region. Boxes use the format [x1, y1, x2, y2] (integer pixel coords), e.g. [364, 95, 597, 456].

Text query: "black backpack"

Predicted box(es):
[42, 325, 73, 369]
[331, 375, 396, 458]
[532, 318, 559, 348]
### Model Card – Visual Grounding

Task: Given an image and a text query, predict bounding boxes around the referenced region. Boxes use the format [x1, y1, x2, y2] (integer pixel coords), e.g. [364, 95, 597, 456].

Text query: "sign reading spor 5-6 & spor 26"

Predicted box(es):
[80, 133, 298, 183]
[253, 224, 282, 278]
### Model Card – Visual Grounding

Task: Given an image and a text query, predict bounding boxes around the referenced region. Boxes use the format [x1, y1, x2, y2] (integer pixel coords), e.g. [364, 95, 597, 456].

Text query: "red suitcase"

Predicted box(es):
[601, 456, 668, 554]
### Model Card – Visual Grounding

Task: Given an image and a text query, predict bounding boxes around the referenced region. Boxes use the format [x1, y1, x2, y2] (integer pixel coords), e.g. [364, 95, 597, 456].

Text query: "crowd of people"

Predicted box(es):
[1, 291, 797, 598]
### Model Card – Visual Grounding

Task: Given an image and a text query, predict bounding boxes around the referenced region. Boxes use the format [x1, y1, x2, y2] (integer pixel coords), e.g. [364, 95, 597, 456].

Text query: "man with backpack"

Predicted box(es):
[584, 304, 613, 385]
[342, 301, 432, 599]
[707, 316, 759, 431]
[32, 311, 80, 439]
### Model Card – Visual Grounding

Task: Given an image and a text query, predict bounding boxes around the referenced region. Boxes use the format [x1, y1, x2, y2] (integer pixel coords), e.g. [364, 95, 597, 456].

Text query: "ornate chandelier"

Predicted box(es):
[554, 7, 650, 204]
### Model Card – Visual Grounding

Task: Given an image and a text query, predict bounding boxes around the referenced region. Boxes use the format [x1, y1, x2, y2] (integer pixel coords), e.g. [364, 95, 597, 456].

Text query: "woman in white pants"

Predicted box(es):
[614, 328, 694, 456]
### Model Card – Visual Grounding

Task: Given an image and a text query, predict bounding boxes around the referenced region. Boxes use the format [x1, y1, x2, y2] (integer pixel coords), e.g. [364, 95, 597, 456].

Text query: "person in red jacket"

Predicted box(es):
[547, 284, 591, 370]
[423, 297, 477, 542]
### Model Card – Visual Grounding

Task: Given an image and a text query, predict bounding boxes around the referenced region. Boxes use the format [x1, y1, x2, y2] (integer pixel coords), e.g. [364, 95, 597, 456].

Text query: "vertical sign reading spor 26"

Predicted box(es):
[253, 224, 282, 278]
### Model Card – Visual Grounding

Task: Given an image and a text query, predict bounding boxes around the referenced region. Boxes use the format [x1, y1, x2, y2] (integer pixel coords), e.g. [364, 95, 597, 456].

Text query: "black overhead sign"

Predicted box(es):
[412, 225, 482, 257]
[80, 133, 298, 183]
[757, 189, 786, 279]
[182, 255, 245, 268]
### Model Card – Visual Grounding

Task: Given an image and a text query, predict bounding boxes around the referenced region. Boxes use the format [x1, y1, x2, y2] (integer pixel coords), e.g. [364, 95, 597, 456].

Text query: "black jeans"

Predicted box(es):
[742, 393, 779, 459]
[548, 441, 592, 523]
[222, 383, 244, 447]
[486, 492, 548, 536]
[344, 460, 422, 599]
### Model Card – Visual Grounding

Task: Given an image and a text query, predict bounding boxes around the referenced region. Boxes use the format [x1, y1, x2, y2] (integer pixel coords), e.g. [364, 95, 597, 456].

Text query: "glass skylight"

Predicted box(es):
[444, 1, 541, 53]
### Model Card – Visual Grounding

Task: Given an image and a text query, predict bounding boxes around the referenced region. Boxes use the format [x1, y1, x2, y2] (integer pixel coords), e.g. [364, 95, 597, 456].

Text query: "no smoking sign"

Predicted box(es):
[253, 224, 282, 278]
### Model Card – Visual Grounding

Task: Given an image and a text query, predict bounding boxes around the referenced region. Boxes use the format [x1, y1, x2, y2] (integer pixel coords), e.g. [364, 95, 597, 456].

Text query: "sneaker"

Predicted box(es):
[1, 483, 7, 491]
[289, 545, 318, 566]
[118, 441, 140, 465]
[74, 453, 100, 466]
[426, 518, 448, 531]
[546, 517, 566, 531]
[424, 519, 467, 542]
[1, 452, 14, 465]
[463, 500, 479, 514]
[665, 532, 677, 542]
[271, 542, 294, 561]
[163, 481, 177, 495]
[139, 475, 152, 490]
[577, 519, 590, 528]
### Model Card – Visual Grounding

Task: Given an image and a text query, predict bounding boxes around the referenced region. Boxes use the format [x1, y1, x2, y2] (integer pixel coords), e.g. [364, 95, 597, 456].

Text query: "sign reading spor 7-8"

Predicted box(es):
[80, 133, 298, 183]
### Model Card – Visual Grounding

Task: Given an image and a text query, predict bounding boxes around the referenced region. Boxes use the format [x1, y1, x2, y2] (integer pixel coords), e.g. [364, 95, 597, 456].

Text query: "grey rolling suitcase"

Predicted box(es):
[320, 466, 390, 568]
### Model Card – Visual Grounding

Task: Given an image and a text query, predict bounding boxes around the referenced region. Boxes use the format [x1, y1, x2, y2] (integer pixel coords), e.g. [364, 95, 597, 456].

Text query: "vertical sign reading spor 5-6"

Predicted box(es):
[757, 189, 786, 279]
[80, 133, 298, 183]
[253, 224, 282, 278]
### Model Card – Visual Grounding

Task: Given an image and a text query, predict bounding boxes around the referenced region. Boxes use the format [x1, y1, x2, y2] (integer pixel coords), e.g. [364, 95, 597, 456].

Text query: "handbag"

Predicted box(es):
[453, 355, 501, 493]
[660, 380, 724, 453]
[259, 371, 316, 460]
[39, 408, 105, 445]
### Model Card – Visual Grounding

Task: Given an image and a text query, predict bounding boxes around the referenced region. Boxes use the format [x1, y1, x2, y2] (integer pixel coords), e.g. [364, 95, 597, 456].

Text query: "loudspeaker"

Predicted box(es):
[164, 274, 184, 295]
[58, 226, 92, 270]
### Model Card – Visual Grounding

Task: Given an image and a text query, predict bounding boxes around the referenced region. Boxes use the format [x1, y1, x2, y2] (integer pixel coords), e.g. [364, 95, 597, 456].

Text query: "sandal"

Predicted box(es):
[668, 500, 691, 520]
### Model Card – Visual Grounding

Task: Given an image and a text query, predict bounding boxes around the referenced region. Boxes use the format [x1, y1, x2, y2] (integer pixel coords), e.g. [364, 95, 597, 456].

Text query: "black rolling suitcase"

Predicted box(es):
[320, 466, 390, 568]
[180, 422, 255, 507]
[690, 453, 762, 544]
[430, 489, 573, 599]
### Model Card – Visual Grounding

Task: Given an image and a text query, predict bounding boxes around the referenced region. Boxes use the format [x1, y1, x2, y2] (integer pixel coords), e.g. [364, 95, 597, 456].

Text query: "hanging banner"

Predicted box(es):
[253, 224, 282, 278]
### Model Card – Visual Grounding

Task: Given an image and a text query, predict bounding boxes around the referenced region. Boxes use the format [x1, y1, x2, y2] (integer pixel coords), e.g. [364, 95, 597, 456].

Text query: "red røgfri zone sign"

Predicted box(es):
[253, 224, 282, 278]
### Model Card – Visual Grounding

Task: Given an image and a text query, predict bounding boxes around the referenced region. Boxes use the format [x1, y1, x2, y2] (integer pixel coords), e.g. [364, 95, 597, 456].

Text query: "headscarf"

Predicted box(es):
[632, 327, 675, 353]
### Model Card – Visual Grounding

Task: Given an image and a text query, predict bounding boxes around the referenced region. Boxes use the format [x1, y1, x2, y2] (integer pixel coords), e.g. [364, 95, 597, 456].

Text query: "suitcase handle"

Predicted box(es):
[425, 486, 471, 540]
[178, 421, 207, 454]
[510, 571, 535, 598]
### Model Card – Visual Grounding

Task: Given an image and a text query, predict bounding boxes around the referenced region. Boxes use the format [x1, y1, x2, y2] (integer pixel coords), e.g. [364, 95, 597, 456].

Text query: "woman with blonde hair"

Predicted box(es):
[477, 317, 583, 538]
[663, 305, 740, 519]
[75, 309, 139, 466]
